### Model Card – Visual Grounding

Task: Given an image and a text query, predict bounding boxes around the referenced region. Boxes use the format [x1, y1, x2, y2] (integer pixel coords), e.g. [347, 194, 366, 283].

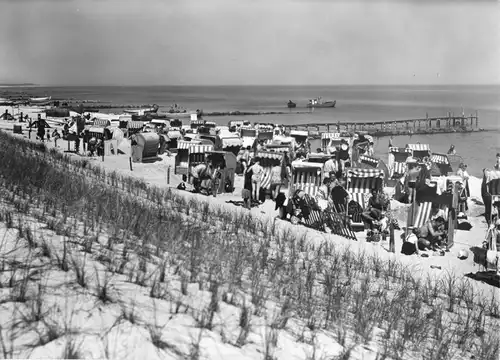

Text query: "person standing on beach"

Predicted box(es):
[214, 129, 223, 151]
[447, 145, 456, 155]
[457, 163, 470, 197]
[270, 161, 286, 201]
[239, 146, 253, 174]
[249, 157, 264, 203]
[406, 160, 421, 203]
[495, 153, 500, 170]
[242, 159, 254, 209]
[324, 152, 338, 179]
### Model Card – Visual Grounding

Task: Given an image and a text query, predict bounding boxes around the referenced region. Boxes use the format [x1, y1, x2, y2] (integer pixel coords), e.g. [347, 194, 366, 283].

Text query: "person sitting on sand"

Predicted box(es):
[415, 216, 447, 251]
[401, 232, 420, 256]
[361, 189, 390, 230]
[88, 137, 97, 156]
[330, 178, 350, 213]
[286, 189, 310, 224]
[191, 159, 214, 194]
[315, 177, 334, 211]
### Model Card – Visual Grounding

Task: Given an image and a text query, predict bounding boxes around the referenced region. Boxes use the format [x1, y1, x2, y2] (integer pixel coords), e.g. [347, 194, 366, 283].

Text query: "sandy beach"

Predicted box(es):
[0, 110, 499, 359]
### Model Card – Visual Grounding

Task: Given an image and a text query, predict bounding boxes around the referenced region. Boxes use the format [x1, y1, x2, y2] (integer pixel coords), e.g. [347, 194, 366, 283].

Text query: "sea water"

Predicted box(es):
[7, 84, 500, 176]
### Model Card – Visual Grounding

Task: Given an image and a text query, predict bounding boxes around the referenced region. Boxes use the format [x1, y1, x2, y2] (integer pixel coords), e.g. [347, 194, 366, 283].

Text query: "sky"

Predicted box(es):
[0, 0, 498, 86]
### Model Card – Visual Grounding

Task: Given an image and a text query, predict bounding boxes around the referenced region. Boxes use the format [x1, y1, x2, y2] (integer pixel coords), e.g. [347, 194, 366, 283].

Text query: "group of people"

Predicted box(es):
[238, 149, 291, 209]
[282, 170, 391, 238]
[402, 215, 448, 256]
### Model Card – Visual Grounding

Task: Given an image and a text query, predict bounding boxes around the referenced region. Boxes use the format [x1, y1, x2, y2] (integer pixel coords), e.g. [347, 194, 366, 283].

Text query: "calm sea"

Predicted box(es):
[5, 85, 500, 176]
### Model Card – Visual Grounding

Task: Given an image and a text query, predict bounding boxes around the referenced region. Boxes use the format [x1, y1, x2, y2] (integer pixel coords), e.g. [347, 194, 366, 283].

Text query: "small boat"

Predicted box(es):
[30, 96, 52, 103]
[124, 104, 159, 116]
[306, 97, 336, 108]
[287, 100, 297, 108]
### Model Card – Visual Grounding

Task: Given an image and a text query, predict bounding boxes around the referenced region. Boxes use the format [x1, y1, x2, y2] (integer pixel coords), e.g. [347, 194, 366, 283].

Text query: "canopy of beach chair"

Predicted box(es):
[346, 168, 385, 210]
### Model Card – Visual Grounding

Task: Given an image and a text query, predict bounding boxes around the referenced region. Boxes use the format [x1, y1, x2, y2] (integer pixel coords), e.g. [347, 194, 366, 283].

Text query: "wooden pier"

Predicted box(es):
[283, 112, 484, 138]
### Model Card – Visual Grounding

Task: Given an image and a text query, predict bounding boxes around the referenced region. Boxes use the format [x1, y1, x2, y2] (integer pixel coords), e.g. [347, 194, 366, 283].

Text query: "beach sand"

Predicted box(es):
[0, 112, 498, 360]
[0, 115, 495, 294]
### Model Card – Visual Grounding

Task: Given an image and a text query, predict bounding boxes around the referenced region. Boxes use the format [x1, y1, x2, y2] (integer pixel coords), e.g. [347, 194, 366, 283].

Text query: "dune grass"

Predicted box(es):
[0, 130, 499, 359]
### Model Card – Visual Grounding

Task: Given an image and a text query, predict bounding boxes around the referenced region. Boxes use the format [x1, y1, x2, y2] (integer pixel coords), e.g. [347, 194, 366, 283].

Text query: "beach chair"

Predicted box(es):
[407, 176, 460, 249]
[482, 169, 500, 225]
[289, 162, 324, 231]
[345, 168, 385, 229]
[406, 144, 431, 161]
[290, 161, 323, 197]
[387, 147, 412, 180]
[93, 119, 111, 128]
[256, 151, 284, 193]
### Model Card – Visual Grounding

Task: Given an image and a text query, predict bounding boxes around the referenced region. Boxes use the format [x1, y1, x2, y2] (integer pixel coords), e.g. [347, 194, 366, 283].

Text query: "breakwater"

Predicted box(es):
[61, 103, 155, 111]
[202, 110, 312, 116]
[283, 112, 484, 138]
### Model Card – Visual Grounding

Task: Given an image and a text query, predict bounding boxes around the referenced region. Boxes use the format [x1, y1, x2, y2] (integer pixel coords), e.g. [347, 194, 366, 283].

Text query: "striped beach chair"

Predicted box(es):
[346, 168, 385, 227]
[411, 202, 434, 229]
[430, 153, 454, 176]
[406, 143, 431, 161]
[321, 132, 353, 155]
[290, 161, 323, 197]
[387, 147, 411, 179]
[289, 162, 324, 231]
[126, 121, 144, 136]
[92, 119, 111, 128]
[483, 169, 500, 225]
[175, 140, 214, 177]
[88, 126, 105, 140]
[255, 151, 284, 191]
[358, 154, 379, 168]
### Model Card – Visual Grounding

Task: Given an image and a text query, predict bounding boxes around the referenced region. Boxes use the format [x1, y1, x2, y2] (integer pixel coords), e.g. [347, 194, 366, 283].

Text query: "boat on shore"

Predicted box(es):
[287, 100, 297, 108]
[306, 97, 336, 108]
[30, 96, 52, 103]
[123, 104, 159, 116]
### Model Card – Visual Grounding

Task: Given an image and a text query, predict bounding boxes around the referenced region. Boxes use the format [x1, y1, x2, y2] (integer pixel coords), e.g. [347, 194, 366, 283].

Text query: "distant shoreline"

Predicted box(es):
[0, 83, 38, 87]
[19, 83, 500, 88]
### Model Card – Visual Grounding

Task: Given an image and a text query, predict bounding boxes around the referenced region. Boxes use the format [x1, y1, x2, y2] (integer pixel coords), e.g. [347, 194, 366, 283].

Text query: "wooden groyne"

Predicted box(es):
[202, 110, 312, 116]
[283, 112, 485, 138]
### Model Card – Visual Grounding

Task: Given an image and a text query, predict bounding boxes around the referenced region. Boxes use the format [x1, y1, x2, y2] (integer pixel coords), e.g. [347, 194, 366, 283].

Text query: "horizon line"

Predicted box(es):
[8, 82, 500, 87]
